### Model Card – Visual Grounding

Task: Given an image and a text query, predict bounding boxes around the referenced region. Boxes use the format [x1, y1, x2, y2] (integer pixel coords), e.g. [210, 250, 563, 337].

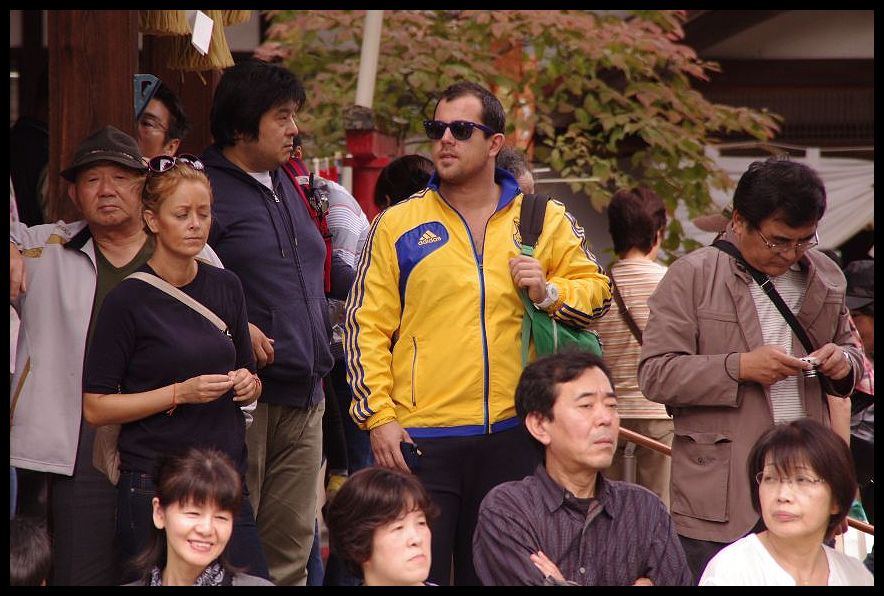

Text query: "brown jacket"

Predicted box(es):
[638, 234, 861, 543]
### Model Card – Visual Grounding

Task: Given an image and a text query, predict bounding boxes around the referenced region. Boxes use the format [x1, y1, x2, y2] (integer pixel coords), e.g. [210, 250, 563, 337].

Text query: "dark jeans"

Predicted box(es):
[322, 361, 373, 587]
[116, 470, 270, 583]
[19, 419, 121, 585]
[417, 424, 540, 586]
[306, 517, 324, 586]
[10, 467, 17, 519]
[329, 360, 373, 473]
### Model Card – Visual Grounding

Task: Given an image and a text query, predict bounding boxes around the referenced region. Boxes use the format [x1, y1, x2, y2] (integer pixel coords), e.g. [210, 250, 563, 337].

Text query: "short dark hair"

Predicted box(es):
[210, 60, 306, 148]
[374, 154, 434, 211]
[324, 467, 438, 578]
[129, 447, 243, 582]
[153, 82, 192, 144]
[516, 352, 614, 422]
[10, 516, 52, 586]
[733, 158, 826, 230]
[747, 418, 856, 541]
[434, 81, 505, 135]
[608, 187, 667, 256]
[496, 146, 531, 179]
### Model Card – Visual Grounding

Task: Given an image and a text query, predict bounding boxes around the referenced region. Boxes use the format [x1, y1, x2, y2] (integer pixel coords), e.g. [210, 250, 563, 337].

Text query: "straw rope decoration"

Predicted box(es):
[142, 10, 251, 72]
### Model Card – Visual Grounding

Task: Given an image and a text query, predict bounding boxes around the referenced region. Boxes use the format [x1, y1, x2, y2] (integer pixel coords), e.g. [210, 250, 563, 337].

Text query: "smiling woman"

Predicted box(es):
[124, 447, 274, 586]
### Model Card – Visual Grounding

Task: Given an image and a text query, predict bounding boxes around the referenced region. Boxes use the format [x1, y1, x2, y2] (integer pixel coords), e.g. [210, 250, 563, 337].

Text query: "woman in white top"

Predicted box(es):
[700, 418, 872, 586]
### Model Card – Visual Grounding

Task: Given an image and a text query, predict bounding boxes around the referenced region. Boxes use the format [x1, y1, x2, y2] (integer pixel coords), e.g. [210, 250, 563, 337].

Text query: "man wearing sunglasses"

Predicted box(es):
[345, 81, 612, 586]
[9, 125, 222, 585]
[200, 60, 334, 587]
[638, 157, 862, 583]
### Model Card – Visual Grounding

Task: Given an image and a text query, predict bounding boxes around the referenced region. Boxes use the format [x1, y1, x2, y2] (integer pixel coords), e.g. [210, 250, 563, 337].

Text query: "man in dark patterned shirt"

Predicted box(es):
[472, 352, 692, 586]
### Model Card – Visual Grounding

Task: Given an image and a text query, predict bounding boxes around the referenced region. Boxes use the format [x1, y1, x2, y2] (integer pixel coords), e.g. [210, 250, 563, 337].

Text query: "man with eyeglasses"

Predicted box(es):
[344, 81, 611, 585]
[9, 126, 221, 585]
[135, 82, 192, 159]
[638, 157, 862, 584]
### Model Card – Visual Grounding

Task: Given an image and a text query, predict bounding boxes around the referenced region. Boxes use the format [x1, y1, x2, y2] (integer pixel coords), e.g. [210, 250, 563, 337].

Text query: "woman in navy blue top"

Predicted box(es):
[83, 155, 268, 581]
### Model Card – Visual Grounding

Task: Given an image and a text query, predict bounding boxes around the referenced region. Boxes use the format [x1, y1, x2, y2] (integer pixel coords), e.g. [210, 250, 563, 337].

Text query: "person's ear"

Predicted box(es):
[524, 411, 552, 447]
[830, 500, 841, 516]
[143, 209, 159, 234]
[164, 138, 181, 156]
[152, 497, 166, 530]
[67, 183, 81, 212]
[653, 228, 664, 250]
[488, 132, 506, 158]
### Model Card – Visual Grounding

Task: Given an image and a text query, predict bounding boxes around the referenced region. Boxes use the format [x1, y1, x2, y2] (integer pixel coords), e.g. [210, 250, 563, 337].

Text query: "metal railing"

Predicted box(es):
[619, 427, 874, 536]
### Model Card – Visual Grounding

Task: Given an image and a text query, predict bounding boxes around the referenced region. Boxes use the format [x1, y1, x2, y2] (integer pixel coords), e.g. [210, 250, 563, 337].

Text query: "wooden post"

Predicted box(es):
[46, 10, 139, 223]
[18, 10, 45, 120]
[141, 36, 223, 156]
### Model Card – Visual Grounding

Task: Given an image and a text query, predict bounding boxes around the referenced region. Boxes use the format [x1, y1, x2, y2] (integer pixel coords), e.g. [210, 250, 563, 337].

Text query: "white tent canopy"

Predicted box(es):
[681, 148, 874, 250]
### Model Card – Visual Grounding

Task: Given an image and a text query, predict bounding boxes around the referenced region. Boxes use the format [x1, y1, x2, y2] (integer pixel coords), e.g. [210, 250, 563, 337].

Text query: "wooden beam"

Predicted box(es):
[698, 59, 874, 88]
[683, 10, 786, 52]
[46, 10, 139, 223]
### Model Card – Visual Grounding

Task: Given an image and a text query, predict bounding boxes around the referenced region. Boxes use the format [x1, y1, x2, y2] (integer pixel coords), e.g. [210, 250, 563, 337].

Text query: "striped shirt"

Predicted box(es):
[593, 259, 669, 419]
[325, 179, 370, 360]
[747, 264, 808, 423]
[473, 465, 692, 586]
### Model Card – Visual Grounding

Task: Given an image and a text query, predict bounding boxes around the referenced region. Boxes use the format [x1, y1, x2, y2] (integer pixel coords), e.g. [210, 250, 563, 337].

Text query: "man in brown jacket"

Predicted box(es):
[638, 158, 862, 583]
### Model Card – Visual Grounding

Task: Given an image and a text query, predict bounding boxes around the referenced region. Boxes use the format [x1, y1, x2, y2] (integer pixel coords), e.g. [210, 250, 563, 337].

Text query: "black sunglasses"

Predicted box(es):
[147, 153, 205, 174]
[423, 119, 496, 141]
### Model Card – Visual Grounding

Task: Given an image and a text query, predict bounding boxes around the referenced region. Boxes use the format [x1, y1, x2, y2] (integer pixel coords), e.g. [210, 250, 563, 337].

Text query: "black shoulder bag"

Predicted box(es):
[712, 238, 830, 391]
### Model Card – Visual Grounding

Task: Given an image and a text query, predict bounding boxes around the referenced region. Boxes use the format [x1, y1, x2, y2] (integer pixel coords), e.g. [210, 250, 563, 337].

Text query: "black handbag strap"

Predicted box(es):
[609, 271, 643, 345]
[712, 239, 816, 355]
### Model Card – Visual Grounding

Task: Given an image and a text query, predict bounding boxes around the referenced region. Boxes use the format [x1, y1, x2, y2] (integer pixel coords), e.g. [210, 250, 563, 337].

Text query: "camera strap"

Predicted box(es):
[712, 239, 817, 355]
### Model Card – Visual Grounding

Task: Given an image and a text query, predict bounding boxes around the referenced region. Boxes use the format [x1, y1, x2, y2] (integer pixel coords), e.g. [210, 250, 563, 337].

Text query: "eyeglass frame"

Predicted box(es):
[147, 153, 205, 175]
[138, 114, 170, 136]
[755, 471, 826, 491]
[755, 227, 819, 254]
[423, 119, 497, 141]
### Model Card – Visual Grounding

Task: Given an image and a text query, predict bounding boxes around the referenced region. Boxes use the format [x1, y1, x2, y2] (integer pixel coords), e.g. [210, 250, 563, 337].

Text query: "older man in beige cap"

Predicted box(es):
[9, 125, 218, 585]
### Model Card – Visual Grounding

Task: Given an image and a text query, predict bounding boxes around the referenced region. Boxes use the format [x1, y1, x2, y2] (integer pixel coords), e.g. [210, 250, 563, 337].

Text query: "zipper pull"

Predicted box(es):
[270, 190, 281, 203]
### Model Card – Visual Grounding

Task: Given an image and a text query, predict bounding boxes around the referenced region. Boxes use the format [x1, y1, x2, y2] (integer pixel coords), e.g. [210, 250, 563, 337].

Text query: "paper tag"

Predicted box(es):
[190, 10, 213, 56]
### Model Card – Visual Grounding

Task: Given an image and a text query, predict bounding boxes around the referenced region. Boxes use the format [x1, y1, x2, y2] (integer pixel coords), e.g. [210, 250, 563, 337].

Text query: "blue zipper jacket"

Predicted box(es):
[202, 145, 333, 408]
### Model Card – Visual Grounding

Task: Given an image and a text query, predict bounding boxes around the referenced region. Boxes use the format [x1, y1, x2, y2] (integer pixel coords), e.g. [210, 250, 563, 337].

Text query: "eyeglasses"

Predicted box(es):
[423, 119, 496, 141]
[755, 228, 819, 254]
[755, 471, 825, 491]
[147, 153, 205, 175]
[138, 115, 169, 135]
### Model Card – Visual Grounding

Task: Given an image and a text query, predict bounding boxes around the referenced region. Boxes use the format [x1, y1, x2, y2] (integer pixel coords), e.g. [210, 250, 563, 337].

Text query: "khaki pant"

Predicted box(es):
[606, 418, 674, 510]
[246, 400, 325, 586]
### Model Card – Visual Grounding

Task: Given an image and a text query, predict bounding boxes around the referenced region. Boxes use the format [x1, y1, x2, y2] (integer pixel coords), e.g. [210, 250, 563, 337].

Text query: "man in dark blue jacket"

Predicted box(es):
[202, 60, 333, 586]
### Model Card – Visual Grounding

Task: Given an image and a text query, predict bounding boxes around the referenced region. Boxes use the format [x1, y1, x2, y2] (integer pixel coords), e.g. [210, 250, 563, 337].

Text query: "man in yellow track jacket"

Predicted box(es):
[344, 81, 611, 586]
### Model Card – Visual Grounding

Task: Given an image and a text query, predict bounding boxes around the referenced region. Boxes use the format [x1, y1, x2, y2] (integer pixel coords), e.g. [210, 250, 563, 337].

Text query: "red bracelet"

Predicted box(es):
[166, 382, 177, 416]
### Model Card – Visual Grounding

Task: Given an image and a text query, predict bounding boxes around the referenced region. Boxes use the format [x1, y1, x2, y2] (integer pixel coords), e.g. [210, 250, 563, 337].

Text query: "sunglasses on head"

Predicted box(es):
[423, 119, 496, 141]
[147, 153, 205, 175]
